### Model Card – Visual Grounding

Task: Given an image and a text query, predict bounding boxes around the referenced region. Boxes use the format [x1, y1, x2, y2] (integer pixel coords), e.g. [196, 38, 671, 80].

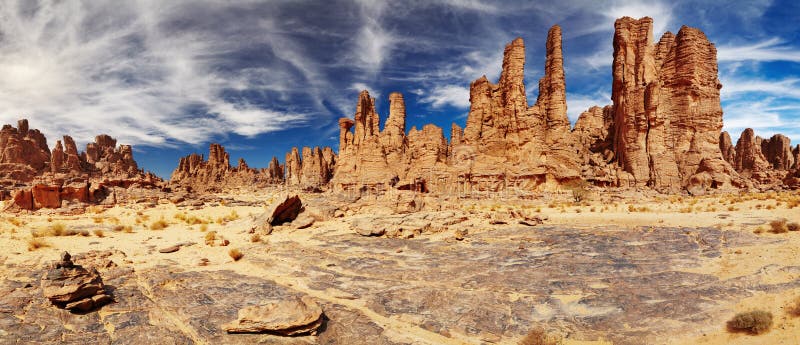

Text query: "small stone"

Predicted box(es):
[158, 246, 180, 253]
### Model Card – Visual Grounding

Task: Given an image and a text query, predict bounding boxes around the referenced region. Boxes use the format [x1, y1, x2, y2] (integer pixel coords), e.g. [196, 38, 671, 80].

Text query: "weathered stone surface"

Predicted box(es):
[733, 128, 783, 185]
[719, 131, 736, 166]
[610, 17, 734, 192]
[223, 296, 324, 335]
[0, 119, 50, 182]
[760, 133, 795, 171]
[573, 105, 618, 186]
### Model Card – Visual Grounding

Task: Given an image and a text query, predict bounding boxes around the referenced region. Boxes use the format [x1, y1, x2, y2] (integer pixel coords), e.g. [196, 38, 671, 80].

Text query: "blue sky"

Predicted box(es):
[0, 0, 798, 178]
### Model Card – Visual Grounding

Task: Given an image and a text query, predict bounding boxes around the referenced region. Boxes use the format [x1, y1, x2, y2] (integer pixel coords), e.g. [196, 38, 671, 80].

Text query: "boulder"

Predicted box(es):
[266, 194, 303, 226]
[223, 296, 324, 335]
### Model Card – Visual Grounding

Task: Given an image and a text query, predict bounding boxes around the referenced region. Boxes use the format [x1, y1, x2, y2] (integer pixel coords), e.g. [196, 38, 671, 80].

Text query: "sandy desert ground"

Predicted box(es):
[1, 190, 799, 344]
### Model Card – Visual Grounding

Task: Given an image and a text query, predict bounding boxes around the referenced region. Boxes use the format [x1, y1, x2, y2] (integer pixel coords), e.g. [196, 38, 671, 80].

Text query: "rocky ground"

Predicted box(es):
[1, 190, 799, 344]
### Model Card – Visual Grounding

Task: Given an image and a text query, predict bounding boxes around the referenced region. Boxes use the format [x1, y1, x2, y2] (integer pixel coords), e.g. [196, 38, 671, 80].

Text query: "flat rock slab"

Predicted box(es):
[223, 296, 323, 335]
[158, 245, 180, 253]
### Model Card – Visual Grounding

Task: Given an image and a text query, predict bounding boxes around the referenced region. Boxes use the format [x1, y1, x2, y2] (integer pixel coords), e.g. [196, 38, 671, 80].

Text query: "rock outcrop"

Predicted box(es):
[284, 146, 336, 189]
[0, 119, 51, 182]
[332, 25, 581, 193]
[608, 17, 735, 192]
[223, 296, 324, 335]
[171, 143, 284, 192]
[761, 134, 795, 171]
[0, 119, 160, 211]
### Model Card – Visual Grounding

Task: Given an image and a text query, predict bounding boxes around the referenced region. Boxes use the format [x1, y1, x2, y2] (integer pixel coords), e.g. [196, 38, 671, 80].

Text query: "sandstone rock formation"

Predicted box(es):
[0, 119, 160, 211]
[171, 143, 283, 192]
[284, 146, 335, 189]
[41, 252, 113, 312]
[609, 17, 735, 192]
[332, 25, 581, 193]
[0, 119, 51, 182]
[223, 296, 324, 335]
[568, 17, 789, 193]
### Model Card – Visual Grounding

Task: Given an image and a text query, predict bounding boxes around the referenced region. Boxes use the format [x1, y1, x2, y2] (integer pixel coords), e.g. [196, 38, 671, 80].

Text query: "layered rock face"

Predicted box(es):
[332, 25, 581, 193]
[284, 146, 336, 189]
[573, 105, 616, 186]
[607, 17, 734, 192]
[171, 143, 284, 192]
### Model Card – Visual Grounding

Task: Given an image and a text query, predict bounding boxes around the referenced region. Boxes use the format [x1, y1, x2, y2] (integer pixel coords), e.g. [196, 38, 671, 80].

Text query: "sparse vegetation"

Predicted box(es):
[113, 225, 134, 233]
[199, 224, 209, 232]
[27, 238, 51, 251]
[788, 222, 800, 232]
[149, 218, 169, 230]
[93, 229, 105, 237]
[228, 248, 243, 261]
[769, 219, 788, 234]
[519, 326, 562, 345]
[787, 297, 800, 317]
[31, 223, 87, 237]
[205, 231, 216, 246]
[726, 310, 773, 335]
[250, 233, 261, 243]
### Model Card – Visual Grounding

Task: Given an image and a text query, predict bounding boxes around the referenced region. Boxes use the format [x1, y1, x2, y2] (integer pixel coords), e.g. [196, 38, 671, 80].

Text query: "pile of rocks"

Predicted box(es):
[41, 252, 112, 312]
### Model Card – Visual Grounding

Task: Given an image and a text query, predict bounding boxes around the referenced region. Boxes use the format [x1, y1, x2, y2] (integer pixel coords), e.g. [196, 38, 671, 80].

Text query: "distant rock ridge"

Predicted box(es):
[0, 119, 160, 211]
[170, 143, 285, 193]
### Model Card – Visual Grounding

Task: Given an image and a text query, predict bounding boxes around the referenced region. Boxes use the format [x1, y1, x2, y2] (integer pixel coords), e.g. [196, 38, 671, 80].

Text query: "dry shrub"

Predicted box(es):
[93, 229, 105, 238]
[250, 233, 261, 243]
[769, 219, 788, 233]
[519, 326, 562, 345]
[228, 248, 243, 261]
[787, 222, 800, 232]
[727, 310, 773, 335]
[205, 231, 216, 246]
[113, 225, 134, 233]
[27, 238, 51, 251]
[32, 223, 80, 237]
[149, 219, 169, 230]
[787, 297, 800, 317]
[199, 224, 208, 232]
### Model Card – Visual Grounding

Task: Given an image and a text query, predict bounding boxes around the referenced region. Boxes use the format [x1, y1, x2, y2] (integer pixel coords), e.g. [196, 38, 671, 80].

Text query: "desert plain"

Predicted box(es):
[2, 188, 799, 345]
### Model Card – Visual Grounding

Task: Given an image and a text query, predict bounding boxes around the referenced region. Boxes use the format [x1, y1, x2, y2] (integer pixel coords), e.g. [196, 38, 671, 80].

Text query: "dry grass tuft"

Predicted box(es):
[205, 231, 216, 246]
[27, 238, 51, 251]
[228, 248, 244, 261]
[787, 297, 800, 318]
[769, 219, 788, 234]
[519, 326, 562, 345]
[199, 224, 208, 232]
[93, 229, 105, 237]
[149, 219, 169, 230]
[727, 310, 773, 335]
[250, 233, 261, 243]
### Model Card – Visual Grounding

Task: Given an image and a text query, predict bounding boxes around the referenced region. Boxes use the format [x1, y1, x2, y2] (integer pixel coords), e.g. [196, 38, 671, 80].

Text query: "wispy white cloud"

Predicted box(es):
[718, 38, 800, 63]
[721, 77, 800, 99]
[434, 0, 499, 13]
[0, 1, 313, 148]
[353, 0, 396, 76]
[566, 91, 611, 123]
[419, 85, 470, 108]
